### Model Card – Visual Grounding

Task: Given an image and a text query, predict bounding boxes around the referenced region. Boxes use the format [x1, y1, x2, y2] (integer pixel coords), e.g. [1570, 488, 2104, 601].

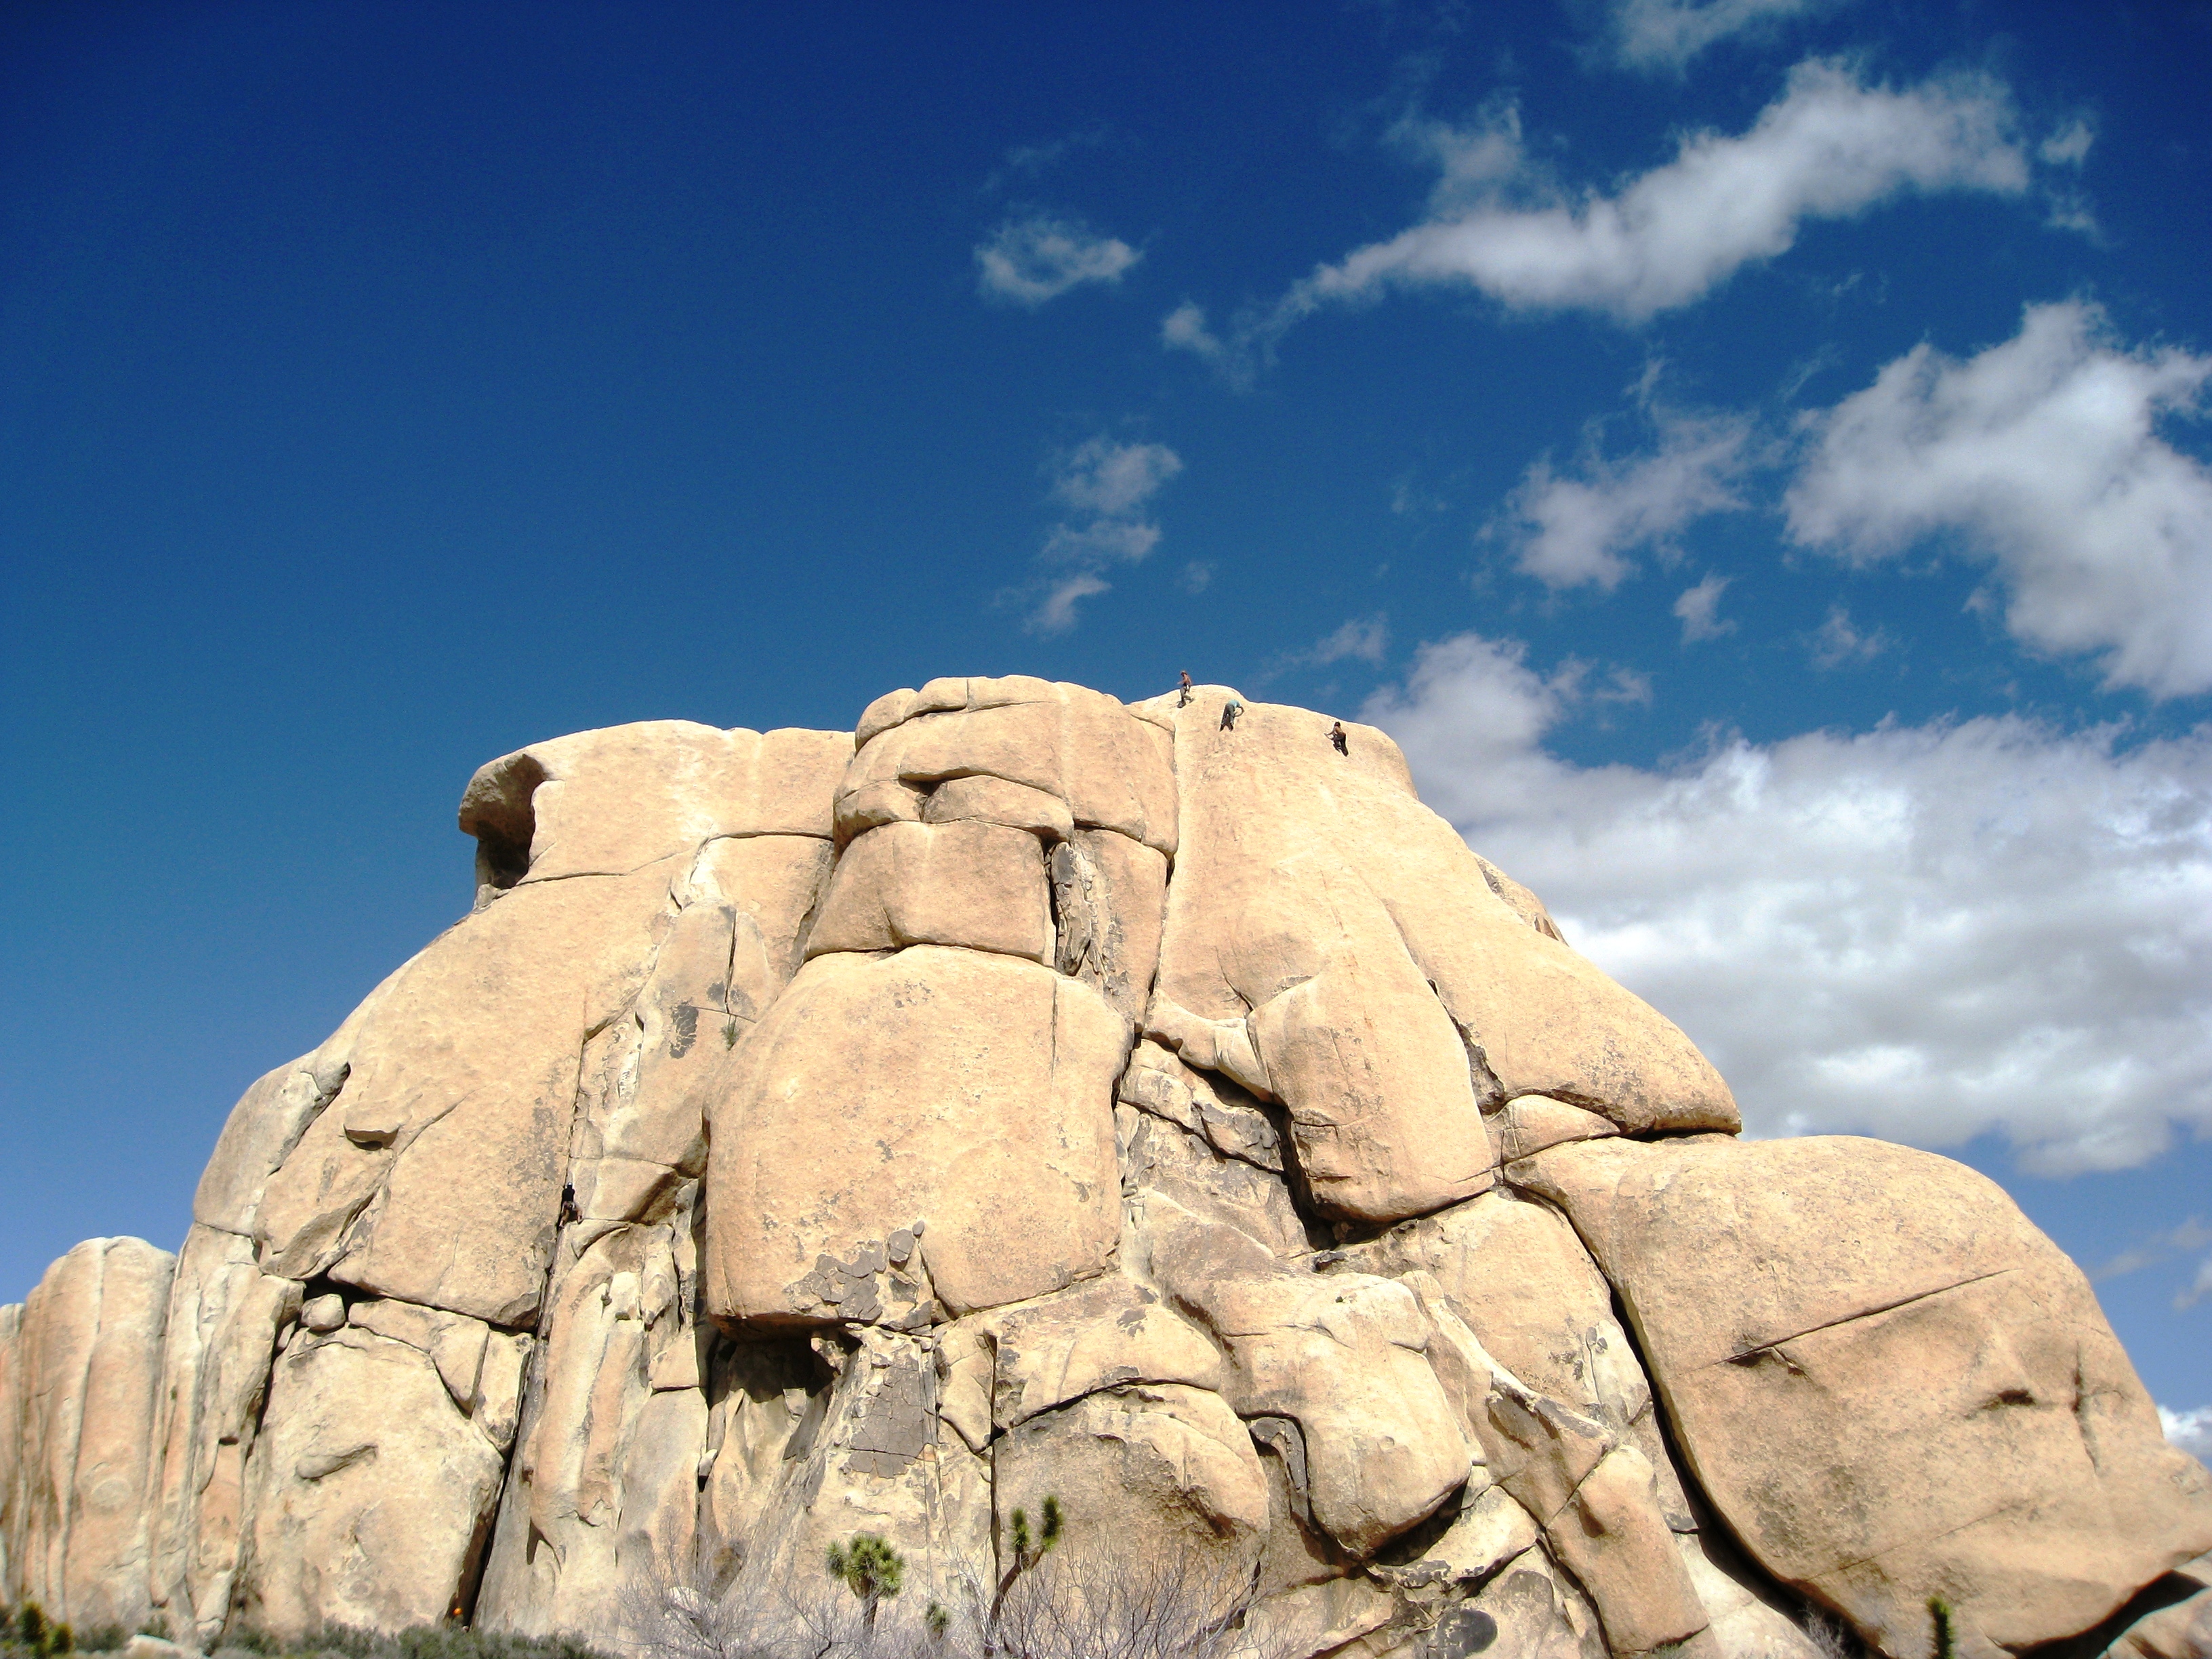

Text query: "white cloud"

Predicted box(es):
[977, 213, 1141, 306]
[1673, 572, 1734, 642]
[1497, 412, 1750, 588]
[1313, 615, 1391, 665]
[1020, 438, 1183, 634]
[1808, 603, 1887, 668]
[1050, 436, 1183, 516]
[1270, 615, 1393, 679]
[2093, 1217, 2212, 1282]
[2039, 120, 2095, 168]
[1786, 301, 2212, 699]
[2163, 1405, 2212, 1465]
[1225, 60, 2030, 333]
[1601, 0, 1832, 73]
[1364, 632, 2212, 1175]
[2180, 1256, 2212, 1312]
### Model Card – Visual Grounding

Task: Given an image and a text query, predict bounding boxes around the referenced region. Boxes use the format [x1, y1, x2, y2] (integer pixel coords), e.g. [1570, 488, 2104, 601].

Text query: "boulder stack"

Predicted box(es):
[2, 682, 2205, 1659]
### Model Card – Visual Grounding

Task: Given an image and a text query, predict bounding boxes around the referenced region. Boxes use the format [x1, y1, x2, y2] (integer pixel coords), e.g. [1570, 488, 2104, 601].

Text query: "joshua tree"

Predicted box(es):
[827, 1533, 907, 1630]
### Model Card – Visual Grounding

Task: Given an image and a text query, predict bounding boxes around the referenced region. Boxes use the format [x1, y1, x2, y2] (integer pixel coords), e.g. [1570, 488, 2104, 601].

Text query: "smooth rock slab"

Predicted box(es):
[1514, 1135, 2212, 1659]
[704, 945, 1128, 1321]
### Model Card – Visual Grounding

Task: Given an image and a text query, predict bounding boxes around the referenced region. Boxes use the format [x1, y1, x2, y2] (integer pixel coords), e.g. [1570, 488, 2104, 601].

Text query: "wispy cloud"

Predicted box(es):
[1597, 0, 1837, 74]
[1172, 60, 2030, 369]
[977, 213, 1141, 307]
[1167, 60, 2030, 370]
[1265, 614, 1393, 680]
[1786, 300, 2212, 698]
[1807, 603, 1888, 668]
[2094, 1217, 2212, 1283]
[1493, 409, 1752, 590]
[1366, 632, 2212, 1176]
[1673, 572, 1734, 642]
[1019, 438, 1183, 634]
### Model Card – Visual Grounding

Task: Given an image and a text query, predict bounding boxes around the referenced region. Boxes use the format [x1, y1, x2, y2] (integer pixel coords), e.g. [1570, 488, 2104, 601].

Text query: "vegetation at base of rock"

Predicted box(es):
[215, 1624, 609, 1659]
[626, 1542, 1276, 1659]
[827, 1535, 907, 1626]
[1928, 1597, 1957, 1659]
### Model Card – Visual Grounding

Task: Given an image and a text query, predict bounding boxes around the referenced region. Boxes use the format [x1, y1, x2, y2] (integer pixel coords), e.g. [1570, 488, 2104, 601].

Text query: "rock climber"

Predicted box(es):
[1330, 720, 1348, 755]
[1220, 699, 1244, 731]
[1179, 669, 1193, 707]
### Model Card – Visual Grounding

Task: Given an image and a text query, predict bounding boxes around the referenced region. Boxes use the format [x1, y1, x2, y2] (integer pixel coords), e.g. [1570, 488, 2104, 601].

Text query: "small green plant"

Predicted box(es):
[1928, 1597, 1956, 1659]
[15, 1603, 70, 1658]
[825, 1533, 906, 1629]
[721, 1021, 740, 1049]
[924, 1601, 950, 1643]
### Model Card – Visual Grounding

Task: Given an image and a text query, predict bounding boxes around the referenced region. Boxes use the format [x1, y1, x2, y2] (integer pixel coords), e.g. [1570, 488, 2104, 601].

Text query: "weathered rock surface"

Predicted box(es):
[3, 680, 2203, 1659]
[1515, 1134, 2212, 1659]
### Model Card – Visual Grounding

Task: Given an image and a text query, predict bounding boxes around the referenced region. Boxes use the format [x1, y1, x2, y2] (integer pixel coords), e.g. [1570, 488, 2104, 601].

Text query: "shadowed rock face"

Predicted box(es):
[1, 684, 2204, 1659]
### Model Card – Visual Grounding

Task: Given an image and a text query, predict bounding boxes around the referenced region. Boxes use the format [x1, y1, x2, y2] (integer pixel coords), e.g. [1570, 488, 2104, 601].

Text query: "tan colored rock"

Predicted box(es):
[1674, 1528, 1826, 1659]
[255, 861, 676, 1324]
[1515, 1135, 2212, 1658]
[1249, 1574, 1399, 1659]
[0, 1237, 173, 1631]
[1145, 1197, 1470, 1558]
[194, 956, 419, 1238]
[705, 946, 1126, 1321]
[691, 1338, 824, 1589]
[1119, 1040, 1285, 1172]
[1342, 1191, 1650, 1433]
[1119, 1104, 1315, 1261]
[1455, 1549, 1610, 1659]
[459, 722, 851, 885]
[236, 1324, 506, 1638]
[1494, 1095, 1620, 1162]
[836, 678, 1175, 853]
[474, 1208, 701, 1637]
[923, 773, 1074, 839]
[1543, 1445, 1709, 1657]
[991, 1382, 1269, 1573]
[1474, 855, 1568, 944]
[962, 1273, 1227, 1433]
[1155, 690, 1735, 1150]
[807, 819, 1053, 963]
[145, 1226, 300, 1644]
[1052, 829, 1168, 1023]
[720, 1327, 991, 1605]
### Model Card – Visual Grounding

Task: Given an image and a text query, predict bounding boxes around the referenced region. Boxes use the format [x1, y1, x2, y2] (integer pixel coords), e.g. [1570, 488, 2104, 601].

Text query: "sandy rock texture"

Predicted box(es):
[1, 681, 2203, 1659]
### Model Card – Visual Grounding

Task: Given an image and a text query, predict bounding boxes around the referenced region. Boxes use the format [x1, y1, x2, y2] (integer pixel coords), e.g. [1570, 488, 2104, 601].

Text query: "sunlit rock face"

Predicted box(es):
[1, 682, 2206, 1659]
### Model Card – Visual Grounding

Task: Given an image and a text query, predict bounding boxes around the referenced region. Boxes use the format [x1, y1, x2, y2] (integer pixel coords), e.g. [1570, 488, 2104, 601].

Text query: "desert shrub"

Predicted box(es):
[70, 1629, 127, 1655]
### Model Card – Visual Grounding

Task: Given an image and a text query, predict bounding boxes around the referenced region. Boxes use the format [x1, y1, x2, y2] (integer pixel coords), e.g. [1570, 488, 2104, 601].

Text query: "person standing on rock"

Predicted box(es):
[1221, 699, 1244, 731]
[1330, 720, 1348, 755]
[1179, 670, 1193, 707]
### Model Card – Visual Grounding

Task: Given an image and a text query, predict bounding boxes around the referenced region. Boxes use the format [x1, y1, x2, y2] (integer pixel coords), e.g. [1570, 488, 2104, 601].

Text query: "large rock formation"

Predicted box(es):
[2, 683, 2206, 1659]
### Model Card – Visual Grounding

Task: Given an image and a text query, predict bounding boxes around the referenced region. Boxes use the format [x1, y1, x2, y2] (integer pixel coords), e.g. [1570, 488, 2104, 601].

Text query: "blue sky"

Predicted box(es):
[3, 1, 2208, 1442]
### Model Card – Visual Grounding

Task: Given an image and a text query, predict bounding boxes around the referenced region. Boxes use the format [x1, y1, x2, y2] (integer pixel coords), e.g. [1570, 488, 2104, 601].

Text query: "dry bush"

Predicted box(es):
[619, 1540, 1284, 1659]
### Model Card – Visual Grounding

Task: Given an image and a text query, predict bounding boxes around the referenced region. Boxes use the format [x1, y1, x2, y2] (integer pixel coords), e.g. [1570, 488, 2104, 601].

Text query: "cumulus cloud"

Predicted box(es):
[1600, 0, 1834, 73]
[1363, 632, 2212, 1174]
[2163, 1405, 2212, 1465]
[1169, 60, 2030, 356]
[1019, 438, 1182, 634]
[1496, 411, 1750, 589]
[1787, 301, 2212, 699]
[1673, 572, 1734, 642]
[977, 213, 1141, 306]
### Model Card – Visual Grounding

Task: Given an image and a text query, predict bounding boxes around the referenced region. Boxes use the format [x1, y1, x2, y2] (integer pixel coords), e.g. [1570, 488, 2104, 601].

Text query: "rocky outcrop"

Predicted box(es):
[1, 682, 2203, 1659]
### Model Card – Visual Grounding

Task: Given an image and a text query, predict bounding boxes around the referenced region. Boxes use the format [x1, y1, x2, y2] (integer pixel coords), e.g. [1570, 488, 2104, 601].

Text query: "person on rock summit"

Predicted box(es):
[1178, 670, 1193, 707]
[1220, 699, 1244, 731]
[1330, 720, 1349, 755]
